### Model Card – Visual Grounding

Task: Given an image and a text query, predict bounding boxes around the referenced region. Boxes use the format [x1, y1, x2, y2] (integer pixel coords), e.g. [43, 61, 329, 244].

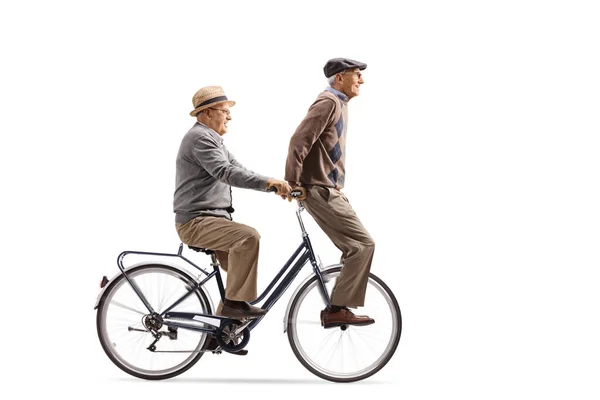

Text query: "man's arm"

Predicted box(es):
[285, 97, 336, 186]
[226, 148, 246, 169]
[192, 135, 269, 191]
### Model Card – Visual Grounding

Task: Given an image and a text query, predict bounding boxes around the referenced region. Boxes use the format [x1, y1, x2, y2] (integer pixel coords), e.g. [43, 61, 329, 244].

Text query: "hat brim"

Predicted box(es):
[327, 65, 367, 78]
[190, 100, 236, 117]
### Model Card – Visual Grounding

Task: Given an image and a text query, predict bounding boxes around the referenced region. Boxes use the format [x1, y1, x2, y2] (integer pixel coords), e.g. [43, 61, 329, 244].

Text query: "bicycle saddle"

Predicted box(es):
[188, 246, 215, 255]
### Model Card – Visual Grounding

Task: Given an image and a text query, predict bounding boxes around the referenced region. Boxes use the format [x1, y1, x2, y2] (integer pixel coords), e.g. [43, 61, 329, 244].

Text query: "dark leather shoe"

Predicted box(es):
[206, 337, 248, 356]
[220, 300, 266, 319]
[320, 307, 375, 329]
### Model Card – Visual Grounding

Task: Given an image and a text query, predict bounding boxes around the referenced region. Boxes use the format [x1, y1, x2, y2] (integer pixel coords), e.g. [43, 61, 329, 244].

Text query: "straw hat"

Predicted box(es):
[189, 86, 236, 117]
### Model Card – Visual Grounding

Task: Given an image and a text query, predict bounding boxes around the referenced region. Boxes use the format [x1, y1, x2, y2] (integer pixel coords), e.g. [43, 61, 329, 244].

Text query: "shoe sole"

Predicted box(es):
[219, 305, 267, 320]
[322, 320, 375, 329]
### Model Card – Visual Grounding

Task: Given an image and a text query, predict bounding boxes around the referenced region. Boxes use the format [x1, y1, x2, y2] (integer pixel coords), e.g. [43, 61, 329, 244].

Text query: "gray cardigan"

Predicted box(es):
[174, 122, 269, 224]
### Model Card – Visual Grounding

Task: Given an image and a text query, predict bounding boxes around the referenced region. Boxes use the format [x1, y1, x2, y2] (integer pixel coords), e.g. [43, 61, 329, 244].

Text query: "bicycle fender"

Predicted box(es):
[93, 261, 214, 311]
[282, 264, 342, 333]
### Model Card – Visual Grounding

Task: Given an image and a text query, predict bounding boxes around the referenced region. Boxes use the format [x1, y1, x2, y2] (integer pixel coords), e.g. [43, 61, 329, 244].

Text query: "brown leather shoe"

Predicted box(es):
[210, 300, 251, 355]
[320, 307, 375, 329]
[220, 299, 266, 319]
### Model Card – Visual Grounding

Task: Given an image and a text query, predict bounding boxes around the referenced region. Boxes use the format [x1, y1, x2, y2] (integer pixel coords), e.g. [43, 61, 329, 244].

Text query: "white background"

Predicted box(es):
[1, 0, 599, 398]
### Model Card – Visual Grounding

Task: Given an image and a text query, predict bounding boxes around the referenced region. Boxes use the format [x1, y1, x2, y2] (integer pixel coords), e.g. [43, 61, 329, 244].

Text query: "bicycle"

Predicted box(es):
[94, 191, 402, 382]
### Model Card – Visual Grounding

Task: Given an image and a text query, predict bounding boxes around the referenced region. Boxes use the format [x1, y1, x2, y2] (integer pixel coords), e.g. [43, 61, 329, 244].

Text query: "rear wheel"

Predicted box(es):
[287, 267, 401, 382]
[96, 264, 211, 380]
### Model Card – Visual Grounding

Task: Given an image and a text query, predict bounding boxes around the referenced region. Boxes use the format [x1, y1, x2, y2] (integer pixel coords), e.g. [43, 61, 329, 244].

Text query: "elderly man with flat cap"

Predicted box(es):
[285, 58, 375, 328]
[174, 86, 291, 326]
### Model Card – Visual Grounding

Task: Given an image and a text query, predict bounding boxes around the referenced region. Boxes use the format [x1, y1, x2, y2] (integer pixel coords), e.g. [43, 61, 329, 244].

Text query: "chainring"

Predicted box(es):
[215, 322, 250, 353]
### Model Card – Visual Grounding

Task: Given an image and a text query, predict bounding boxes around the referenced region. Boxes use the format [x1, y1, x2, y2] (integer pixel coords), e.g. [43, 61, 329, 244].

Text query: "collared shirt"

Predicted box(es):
[173, 122, 269, 224]
[325, 87, 349, 102]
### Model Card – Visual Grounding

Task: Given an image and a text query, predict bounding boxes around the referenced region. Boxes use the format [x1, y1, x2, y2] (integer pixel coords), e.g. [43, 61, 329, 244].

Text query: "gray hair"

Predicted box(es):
[328, 69, 352, 86]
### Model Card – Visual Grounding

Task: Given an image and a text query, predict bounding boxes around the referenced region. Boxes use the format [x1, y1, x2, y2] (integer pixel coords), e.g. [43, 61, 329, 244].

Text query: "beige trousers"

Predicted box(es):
[304, 186, 375, 307]
[175, 216, 260, 302]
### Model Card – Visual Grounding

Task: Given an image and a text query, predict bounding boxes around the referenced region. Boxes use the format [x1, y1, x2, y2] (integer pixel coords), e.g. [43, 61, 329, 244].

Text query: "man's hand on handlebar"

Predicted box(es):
[288, 186, 307, 202]
[266, 181, 306, 201]
[266, 178, 292, 199]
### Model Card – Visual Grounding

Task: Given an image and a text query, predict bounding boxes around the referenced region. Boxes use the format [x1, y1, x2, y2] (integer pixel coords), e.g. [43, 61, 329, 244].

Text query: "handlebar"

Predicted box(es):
[267, 186, 304, 198]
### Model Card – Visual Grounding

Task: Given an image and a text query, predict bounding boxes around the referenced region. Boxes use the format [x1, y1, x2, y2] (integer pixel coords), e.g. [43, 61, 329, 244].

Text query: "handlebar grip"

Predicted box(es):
[268, 187, 304, 198]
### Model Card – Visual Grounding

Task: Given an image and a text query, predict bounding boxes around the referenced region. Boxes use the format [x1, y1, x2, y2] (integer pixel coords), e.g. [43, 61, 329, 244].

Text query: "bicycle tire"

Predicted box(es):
[286, 267, 401, 382]
[96, 264, 212, 380]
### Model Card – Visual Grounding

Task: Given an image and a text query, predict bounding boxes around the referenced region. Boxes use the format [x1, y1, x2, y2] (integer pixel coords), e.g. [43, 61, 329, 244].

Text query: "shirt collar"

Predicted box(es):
[325, 87, 349, 103]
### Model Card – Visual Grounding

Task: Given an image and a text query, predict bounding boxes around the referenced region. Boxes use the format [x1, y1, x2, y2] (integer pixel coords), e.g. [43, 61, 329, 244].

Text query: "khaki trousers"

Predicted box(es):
[304, 186, 375, 307]
[175, 216, 260, 302]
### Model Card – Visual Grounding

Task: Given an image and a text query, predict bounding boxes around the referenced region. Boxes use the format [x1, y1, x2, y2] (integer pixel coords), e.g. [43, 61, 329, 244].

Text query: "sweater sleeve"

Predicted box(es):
[285, 97, 336, 185]
[225, 147, 245, 169]
[192, 135, 269, 191]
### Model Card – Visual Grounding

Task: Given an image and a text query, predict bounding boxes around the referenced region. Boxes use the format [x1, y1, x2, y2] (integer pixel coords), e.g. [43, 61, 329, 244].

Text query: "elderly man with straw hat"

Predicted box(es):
[174, 86, 291, 324]
[285, 58, 375, 329]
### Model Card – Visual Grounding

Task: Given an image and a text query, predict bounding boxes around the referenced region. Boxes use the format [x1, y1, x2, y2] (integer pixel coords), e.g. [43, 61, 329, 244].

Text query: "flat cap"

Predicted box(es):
[323, 58, 367, 78]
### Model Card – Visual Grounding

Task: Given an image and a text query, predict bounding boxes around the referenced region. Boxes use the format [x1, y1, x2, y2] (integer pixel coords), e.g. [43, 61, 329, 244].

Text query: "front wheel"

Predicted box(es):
[286, 267, 401, 382]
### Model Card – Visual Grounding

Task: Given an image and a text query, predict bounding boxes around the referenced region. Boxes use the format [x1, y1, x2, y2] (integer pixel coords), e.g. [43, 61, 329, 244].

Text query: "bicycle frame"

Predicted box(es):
[111, 202, 331, 333]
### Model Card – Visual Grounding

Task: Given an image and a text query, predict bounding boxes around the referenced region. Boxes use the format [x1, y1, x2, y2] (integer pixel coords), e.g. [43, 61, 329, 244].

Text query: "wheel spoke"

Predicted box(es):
[323, 333, 343, 369]
[110, 300, 146, 316]
[347, 328, 380, 359]
[310, 329, 338, 360]
[346, 331, 366, 368]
